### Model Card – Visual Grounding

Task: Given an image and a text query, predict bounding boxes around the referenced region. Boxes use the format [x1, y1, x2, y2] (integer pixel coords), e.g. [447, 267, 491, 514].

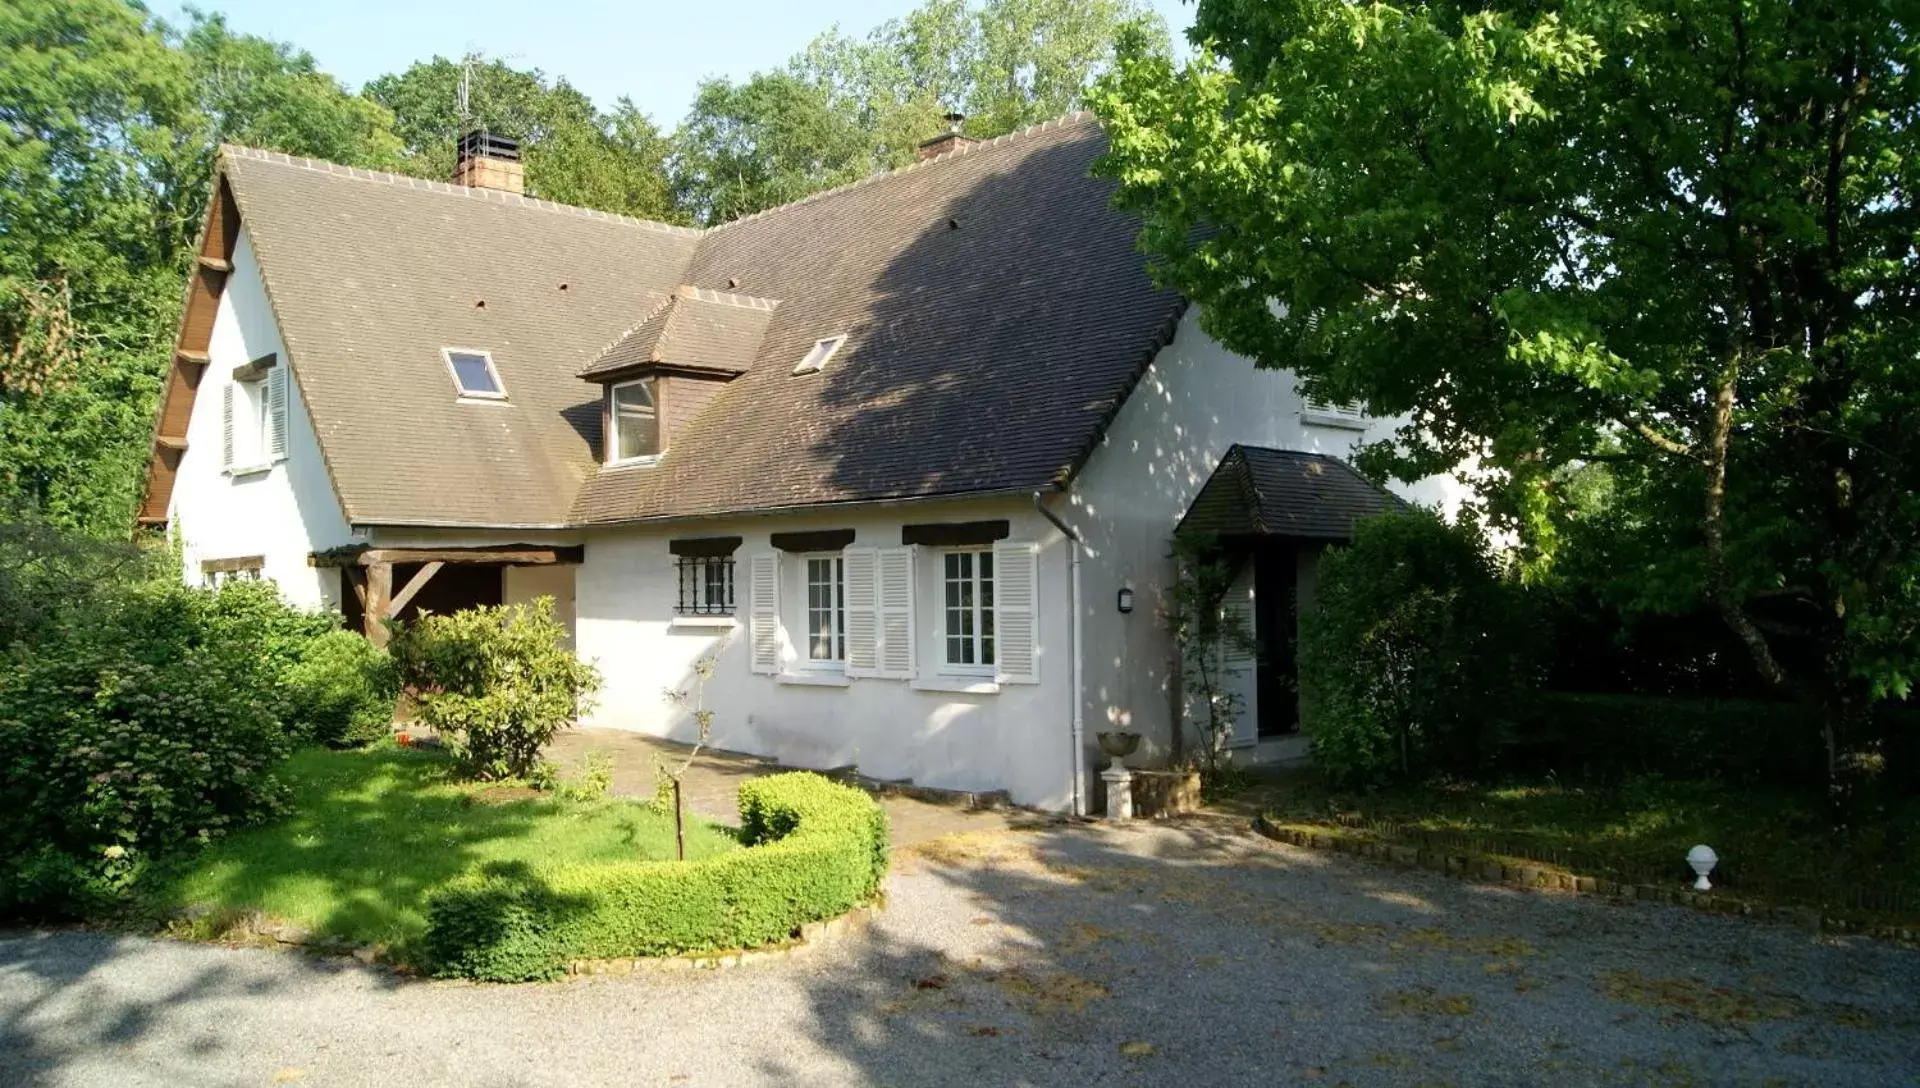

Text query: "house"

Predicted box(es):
[140, 115, 1466, 812]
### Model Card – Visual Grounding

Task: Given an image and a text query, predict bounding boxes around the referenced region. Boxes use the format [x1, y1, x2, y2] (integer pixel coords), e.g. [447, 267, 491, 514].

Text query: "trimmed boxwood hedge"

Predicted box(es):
[421, 772, 889, 981]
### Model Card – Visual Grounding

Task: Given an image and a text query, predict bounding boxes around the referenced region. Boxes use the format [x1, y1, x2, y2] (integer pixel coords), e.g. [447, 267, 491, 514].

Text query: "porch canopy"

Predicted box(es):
[311, 543, 583, 645]
[1175, 444, 1406, 542]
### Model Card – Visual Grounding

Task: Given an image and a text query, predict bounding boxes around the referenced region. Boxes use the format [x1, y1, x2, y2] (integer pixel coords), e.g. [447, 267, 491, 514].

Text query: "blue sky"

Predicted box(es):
[164, 0, 1199, 127]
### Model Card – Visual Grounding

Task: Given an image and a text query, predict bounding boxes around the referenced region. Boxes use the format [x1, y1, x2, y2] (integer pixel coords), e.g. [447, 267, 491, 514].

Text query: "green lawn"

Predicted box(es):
[1256, 769, 1920, 923]
[150, 744, 737, 952]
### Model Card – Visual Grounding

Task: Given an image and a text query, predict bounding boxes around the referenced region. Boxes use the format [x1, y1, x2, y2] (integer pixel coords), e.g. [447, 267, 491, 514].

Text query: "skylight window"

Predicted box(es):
[791, 335, 847, 375]
[444, 348, 505, 398]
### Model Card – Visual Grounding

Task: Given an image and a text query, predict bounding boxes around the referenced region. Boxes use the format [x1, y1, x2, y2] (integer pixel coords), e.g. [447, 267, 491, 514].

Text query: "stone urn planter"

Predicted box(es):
[1096, 731, 1142, 767]
[1094, 732, 1142, 821]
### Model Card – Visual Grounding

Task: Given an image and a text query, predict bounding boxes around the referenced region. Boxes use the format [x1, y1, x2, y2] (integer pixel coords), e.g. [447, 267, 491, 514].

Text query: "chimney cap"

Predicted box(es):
[942, 111, 966, 133]
[457, 129, 521, 164]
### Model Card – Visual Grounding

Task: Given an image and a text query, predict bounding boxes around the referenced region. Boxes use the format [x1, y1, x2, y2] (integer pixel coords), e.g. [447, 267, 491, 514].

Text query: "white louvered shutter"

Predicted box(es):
[266, 364, 289, 461]
[843, 547, 879, 678]
[992, 541, 1040, 684]
[748, 552, 780, 675]
[876, 546, 915, 679]
[221, 382, 236, 470]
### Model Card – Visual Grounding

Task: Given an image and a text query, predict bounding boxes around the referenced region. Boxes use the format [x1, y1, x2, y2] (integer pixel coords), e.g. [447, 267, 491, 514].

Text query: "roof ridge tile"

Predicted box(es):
[703, 110, 1099, 234]
[216, 142, 704, 238]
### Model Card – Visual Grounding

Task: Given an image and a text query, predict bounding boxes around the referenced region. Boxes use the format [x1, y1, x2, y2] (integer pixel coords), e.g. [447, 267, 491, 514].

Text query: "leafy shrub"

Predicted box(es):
[0, 585, 292, 916]
[1509, 692, 1831, 788]
[422, 772, 889, 981]
[390, 598, 601, 780]
[1300, 512, 1536, 786]
[284, 630, 399, 747]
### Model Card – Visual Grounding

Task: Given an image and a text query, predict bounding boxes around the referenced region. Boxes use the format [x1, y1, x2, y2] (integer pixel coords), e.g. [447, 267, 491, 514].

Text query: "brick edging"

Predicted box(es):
[565, 901, 881, 976]
[1251, 815, 1918, 946]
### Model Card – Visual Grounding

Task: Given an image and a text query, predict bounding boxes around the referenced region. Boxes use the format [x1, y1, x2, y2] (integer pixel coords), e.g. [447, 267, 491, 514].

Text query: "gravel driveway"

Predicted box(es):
[4, 820, 1917, 1087]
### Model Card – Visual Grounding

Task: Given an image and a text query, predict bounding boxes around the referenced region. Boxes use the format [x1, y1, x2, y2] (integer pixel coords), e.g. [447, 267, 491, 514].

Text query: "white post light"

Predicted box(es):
[1686, 844, 1718, 891]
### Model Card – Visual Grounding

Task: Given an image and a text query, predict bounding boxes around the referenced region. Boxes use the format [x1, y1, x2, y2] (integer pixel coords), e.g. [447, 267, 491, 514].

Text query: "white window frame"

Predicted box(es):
[939, 547, 996, 676]
[223, 367, 280, 476]
[608, 377, 661, 464]
[1299, 393, 1367, 431]
[443, 347, 507, 401]
[801, 552, 846, 669]
[791, 334, 847, 375]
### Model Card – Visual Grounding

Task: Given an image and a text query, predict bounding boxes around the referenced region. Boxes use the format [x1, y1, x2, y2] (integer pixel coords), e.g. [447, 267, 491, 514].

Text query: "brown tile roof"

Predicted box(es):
[1176, 445, 1409, 540]
[215, 113, 1184, 528]
[571, 113, 1185, 524]
[578, 286, 779, 379]
[221, 147, 700, 527]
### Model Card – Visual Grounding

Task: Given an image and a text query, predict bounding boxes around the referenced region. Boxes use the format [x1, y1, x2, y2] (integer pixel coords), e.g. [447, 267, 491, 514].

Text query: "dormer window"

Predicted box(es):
[610, 378, 659, 462]
[444, 348, 505, 399]
[791, 335, 846, 375]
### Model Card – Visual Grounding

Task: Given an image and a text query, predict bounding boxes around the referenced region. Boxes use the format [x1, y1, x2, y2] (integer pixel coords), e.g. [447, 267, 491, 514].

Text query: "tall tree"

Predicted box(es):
[678, 0, 1168, 222]
[0, 2, 400, 535]
[1092, 1, 1919, 788]
[364, 55, 681, 222]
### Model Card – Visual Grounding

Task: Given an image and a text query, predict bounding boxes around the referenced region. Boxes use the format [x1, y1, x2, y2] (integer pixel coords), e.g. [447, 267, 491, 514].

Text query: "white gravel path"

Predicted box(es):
[4, 820, 1917, 1087]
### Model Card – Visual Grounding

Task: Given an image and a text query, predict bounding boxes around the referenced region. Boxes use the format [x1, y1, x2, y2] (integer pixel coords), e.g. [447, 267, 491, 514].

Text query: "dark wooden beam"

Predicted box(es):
[901, 520, 1011, 547]
[310, 543, 584, 567]
[668, 536, 742, 558]
[770, 529, 856, 553]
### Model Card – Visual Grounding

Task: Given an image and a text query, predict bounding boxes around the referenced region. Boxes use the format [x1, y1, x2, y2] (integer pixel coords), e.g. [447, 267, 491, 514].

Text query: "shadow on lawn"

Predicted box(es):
[149, 746, 558, 949]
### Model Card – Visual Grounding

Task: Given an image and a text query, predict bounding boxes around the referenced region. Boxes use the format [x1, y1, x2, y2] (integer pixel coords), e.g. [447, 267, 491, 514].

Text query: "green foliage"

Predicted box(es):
[152, 745, 736, 951]
[364, 55, 681, 222]
[1301, 513, 1535, 786]
[1092, 0, 1920, 767]
[0, 2, 402, 536]
[422, 772, 889, 981]
[0, 584, 293, 916]
[390, 599, 601, 780]
[283, 630, 399, 748]
[677, 0, 1168, 222]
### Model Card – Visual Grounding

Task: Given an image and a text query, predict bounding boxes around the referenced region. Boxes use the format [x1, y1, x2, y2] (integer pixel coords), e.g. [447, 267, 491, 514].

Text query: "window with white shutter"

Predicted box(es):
[876, 546, 916, 679]
[747, 552, 781, 674]
[221, 382, 236, 470]
[991, 541, 1039, 684]
[843, 547, 879, 677]
[266, 362, 289, 462]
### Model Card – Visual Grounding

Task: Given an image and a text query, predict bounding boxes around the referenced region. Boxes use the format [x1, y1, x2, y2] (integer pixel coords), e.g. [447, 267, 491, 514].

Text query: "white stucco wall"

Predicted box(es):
[575, 500, 1077, 809]
[1064, 306, 1471, 765]
[169, 233, 355, 607]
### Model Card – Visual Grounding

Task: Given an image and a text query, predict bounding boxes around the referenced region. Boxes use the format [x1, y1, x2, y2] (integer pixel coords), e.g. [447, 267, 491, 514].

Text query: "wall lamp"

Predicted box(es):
[1117, 587, 1135, 614]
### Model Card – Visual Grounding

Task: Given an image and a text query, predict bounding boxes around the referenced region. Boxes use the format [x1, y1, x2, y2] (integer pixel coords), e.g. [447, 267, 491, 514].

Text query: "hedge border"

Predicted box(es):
[422, 771, 890, 981]
[1252, 815, 1920, 947]
[567, 901, 880, 976]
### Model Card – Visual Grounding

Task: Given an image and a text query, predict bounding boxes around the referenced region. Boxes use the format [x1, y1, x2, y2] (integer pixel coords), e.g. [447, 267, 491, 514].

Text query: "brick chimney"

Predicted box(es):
[917, 112, 977, 162]
[453, 130, 524, 194]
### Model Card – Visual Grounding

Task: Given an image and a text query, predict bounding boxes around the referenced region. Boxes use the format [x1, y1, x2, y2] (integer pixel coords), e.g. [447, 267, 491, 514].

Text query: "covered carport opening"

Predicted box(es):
[313, 543, 584, 647]
[1173, 444, 1407, 745]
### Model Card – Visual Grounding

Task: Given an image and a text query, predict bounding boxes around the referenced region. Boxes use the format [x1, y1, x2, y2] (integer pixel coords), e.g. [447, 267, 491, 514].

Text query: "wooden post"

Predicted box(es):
[673, 778, 686, 862]
[364, 561, 393, 647]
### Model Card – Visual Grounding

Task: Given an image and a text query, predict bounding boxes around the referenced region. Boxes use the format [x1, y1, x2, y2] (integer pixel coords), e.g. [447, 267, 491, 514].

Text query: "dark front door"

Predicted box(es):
[1253, 543, 1299, 735]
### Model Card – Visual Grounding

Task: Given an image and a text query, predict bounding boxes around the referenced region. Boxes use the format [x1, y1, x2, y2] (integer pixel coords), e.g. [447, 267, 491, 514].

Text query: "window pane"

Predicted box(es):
[614, 381, 658, 460]
[448, 351, 500, 395]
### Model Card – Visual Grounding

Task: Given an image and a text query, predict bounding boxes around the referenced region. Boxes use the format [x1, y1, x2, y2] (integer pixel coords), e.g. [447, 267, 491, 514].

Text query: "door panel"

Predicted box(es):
[1221, 561, 1259, 748]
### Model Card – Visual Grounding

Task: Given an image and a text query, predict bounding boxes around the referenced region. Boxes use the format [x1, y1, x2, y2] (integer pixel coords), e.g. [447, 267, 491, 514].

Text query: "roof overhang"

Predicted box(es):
[1175, 444, 1408, 541]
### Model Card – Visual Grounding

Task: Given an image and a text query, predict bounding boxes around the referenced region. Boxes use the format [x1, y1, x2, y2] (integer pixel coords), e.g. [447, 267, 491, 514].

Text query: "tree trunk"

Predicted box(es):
[673, 778, 686, 862]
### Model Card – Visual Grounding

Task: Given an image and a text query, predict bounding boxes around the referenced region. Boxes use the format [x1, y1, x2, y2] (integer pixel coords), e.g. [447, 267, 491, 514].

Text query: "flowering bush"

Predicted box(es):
[390, 599, 600, 780]
[0, 581, 293, 916]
